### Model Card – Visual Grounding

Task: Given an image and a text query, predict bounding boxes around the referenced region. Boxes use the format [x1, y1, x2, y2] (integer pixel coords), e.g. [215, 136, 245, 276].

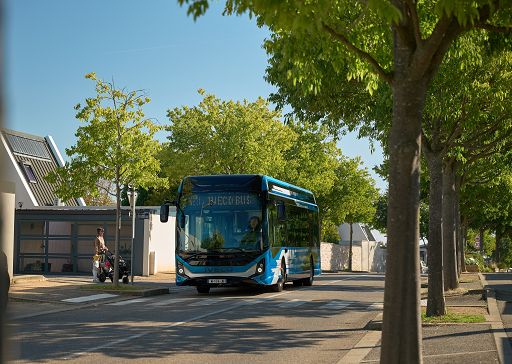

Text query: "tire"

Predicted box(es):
[98, 273, 106, 283]
[109, 275, 114, 283]
[122, 276, 129, 284]
[302, 258, 314, 287]
[197, 286, 210, 294]
[272, 260, 286, 292]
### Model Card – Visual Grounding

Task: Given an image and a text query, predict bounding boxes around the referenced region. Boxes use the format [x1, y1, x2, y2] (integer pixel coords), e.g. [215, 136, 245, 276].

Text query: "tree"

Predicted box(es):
[320, 157, 378, 270]
[160, 90, 295, 193]
[179, 1, 512, 361]
[46, 73, 166, 286]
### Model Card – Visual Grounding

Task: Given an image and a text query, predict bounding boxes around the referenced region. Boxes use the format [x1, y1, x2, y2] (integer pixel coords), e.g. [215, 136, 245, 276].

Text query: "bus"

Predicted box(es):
[160, 174, 321, 294]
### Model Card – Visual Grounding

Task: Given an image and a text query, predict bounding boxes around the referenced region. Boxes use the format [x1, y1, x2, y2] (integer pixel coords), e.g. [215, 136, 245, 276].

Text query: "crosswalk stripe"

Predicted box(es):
[321, 300, 356, 310]
[189, 298, 227, 306]
[63, 293, 118, 303]
[150, 297, 195, 306]
[109, 297, 154, 306]
[368, 302, 384, 310]
[278, 299, 308, 308]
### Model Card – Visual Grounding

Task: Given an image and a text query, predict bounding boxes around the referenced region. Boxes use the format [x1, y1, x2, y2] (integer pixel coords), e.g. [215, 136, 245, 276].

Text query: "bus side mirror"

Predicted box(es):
[277, 203, 286, 222]
[160, 204, 170, 223]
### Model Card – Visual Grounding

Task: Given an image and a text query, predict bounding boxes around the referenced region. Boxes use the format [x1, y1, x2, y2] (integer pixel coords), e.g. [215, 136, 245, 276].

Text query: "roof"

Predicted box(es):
[1, 128, 82, 207]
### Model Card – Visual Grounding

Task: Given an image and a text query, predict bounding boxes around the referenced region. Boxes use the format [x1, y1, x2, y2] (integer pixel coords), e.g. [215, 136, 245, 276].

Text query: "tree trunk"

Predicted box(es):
[380, 74, 425, 363]
[424, 148, 446, 316]
[348, 222, 353, 271]
[496, 227, 502, 265]
[113, 180, 121, 287]
[442, 158, 458, 291]
[455, 174, 462, 278]
[460, 218, 467, 273]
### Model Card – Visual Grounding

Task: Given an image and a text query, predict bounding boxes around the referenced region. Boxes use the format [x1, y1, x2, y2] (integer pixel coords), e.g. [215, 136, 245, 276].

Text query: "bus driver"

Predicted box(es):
[240, 216, 262, 250]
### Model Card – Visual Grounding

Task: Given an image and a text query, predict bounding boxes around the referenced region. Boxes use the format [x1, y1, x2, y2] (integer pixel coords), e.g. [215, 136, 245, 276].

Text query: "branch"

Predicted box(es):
[406, 0, 422, 46]
[322, 23, 393, 85]
[475, 23, 512, 33]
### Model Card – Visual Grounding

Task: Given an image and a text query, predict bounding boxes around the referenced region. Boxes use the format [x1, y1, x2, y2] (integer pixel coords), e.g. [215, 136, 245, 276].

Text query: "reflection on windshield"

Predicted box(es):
[177, 192, 263, 253]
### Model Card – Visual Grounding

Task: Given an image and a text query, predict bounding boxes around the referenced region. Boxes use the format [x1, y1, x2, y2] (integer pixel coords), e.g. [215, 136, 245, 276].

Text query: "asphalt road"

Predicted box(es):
[7, 273, 385, 363]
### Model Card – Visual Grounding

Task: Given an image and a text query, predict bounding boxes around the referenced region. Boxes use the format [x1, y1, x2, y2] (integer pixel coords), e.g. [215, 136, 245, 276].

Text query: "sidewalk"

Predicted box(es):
[7, 272, 176, 320]
[356, 273, 505, 363]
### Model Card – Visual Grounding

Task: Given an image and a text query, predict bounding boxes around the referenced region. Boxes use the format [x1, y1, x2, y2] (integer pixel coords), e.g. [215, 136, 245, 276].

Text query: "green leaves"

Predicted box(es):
[45, 73, 167, 202]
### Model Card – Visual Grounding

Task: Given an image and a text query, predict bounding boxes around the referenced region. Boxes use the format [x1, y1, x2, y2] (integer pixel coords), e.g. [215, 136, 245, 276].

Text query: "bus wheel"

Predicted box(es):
[197, 286, 210, 294]
[272, 261, 286, 292]
[302, 258, 314, 287]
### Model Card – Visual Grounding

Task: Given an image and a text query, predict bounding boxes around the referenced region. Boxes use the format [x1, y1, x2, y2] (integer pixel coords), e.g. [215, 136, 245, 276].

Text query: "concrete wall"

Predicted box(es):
[320, 241, 386, 273]
[0, 181, 15, 280]
[147, 210, 176, 273]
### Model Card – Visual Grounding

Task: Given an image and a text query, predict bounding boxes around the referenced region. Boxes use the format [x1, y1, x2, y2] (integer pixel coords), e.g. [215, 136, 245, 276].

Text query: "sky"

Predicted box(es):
[5, 0, 386, 191]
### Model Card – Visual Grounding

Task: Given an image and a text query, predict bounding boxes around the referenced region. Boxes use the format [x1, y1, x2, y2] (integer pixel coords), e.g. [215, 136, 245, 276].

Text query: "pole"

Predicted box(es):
[130, 186, 136, 284]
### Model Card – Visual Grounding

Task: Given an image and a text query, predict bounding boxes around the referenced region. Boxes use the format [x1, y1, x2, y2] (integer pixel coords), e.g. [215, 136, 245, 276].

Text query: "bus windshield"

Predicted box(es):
[177, 191, 264, 253]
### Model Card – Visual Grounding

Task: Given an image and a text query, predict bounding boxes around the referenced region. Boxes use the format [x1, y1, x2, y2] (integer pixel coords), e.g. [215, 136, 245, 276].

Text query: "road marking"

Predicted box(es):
[278, 299, 308, 308]
[367, 303, 383, 310]
[189, 298, 227, 306]
[62, 293, 118, 303]
[321, 300, 355, 310]
[109, 297, 154, 306]
[149, 297, 195, 306]
[339, 330, 381, 364]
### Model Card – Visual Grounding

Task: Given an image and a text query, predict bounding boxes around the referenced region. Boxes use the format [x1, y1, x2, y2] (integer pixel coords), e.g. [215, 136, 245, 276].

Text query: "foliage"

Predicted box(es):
[160, 90, 294, 193]
[46, 73, 167, 200]
[46, 73, 167, 286]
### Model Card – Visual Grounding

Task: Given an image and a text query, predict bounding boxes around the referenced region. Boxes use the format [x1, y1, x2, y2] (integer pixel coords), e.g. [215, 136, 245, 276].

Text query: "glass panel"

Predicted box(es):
[20, 221, 45, 236]
[47, 257, 74, 273]
[77, 223, 104, 236]
[119, 239, 132, 258]
[105, 223, 132, 238]
[77, 258, 92, 273]
[177, 191, 263, 252]
[19, 257, 47, 273]
[47, 221, 71, 236]
[77, 239, 94, 256]
[19, 239, 45, 254]
[47, 239, 72, 255]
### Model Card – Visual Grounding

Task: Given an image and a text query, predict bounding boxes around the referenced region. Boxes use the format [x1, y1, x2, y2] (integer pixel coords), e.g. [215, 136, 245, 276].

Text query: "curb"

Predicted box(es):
[479, 273, 512, 364]
[12, 275, 46, 284]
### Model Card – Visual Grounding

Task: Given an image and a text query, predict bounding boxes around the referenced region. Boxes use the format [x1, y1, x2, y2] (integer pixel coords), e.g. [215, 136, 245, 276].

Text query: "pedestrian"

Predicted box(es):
[92, 227, 109, 283]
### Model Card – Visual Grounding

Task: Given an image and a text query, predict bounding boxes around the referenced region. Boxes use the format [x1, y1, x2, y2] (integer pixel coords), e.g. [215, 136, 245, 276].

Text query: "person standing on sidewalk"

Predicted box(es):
[92, 227, 109, 283]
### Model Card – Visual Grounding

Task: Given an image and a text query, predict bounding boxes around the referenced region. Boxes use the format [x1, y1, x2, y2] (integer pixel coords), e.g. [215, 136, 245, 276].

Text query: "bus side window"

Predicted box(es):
[273, 201, 286, 247]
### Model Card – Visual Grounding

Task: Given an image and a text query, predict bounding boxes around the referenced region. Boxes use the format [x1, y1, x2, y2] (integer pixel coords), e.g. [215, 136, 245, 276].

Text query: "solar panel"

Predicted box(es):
[4, 133, 52, 159]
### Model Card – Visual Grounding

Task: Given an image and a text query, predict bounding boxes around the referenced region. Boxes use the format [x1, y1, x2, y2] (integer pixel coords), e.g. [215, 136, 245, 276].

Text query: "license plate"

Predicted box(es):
[207, 279, 227, 284]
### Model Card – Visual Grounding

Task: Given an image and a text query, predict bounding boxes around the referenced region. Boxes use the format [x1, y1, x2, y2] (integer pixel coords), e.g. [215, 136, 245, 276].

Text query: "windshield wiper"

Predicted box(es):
[207, 247, 257, 254]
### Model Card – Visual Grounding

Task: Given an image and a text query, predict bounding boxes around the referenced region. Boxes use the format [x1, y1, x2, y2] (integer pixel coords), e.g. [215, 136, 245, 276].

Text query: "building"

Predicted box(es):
[0, 128, 86, 208]
[321, 223, 386, 272]
[14, 206, 176, 276]
[1, 128, 176, 278]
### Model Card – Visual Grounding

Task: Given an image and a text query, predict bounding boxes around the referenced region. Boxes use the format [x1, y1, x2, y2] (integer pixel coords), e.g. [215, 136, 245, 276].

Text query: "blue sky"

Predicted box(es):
[6, 0, 385, 190]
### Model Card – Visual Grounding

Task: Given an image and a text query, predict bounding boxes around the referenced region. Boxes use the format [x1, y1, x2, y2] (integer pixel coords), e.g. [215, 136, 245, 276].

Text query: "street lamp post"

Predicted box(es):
[127, 186, 138, 285]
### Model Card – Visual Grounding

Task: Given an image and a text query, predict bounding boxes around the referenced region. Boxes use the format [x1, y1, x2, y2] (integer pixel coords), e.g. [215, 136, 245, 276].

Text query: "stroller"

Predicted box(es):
[97, 250, 130, 284]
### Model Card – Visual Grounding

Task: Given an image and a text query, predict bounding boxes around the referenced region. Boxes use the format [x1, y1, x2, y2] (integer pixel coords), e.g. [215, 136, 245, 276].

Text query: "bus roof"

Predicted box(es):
[179, 175, 316, 204]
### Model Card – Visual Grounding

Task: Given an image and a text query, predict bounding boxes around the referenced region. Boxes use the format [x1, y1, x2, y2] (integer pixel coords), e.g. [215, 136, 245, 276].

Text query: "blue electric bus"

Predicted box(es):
[160, 175, 321, 294]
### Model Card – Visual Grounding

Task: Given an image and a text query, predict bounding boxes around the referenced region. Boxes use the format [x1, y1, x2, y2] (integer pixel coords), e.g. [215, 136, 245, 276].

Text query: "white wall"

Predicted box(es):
[148, 210, 176, 273]
[320, 241, 386, 273]
[0, 181, 15, 280]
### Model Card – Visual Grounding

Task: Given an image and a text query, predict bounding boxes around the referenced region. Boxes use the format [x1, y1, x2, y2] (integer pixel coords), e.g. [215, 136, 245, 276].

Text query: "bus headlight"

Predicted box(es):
[177, 261, 187, 277]
[256, 259, 265, 275]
